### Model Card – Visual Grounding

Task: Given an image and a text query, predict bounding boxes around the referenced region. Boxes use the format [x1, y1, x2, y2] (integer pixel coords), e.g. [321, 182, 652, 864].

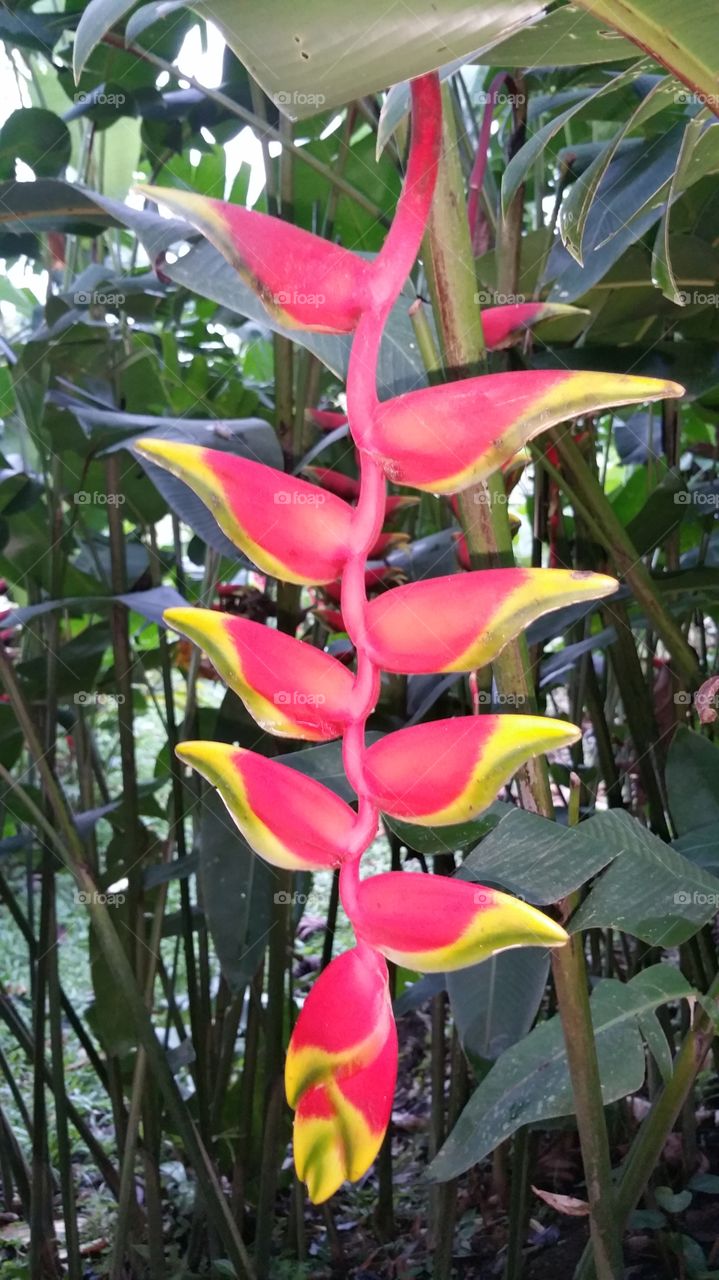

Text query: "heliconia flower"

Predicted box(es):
[286, 946, 397, 1204]
[363, 715, 580, 825]
[365, 568, 617, 674]
[302, 467, 361, 503]
[306, 408, 348, 431]
[134, 439, 352, 585]
[367, 371, 684, 493]
[354, 872, 568, 971]
[137, 185, 369, 334]
[164, 608, 355, 740]
[482, 302, 587, 351]
[176, 741, 358, 870]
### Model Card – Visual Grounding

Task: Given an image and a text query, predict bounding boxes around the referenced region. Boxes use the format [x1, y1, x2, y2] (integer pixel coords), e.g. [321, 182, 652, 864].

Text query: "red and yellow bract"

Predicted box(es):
[137, 71, 685, 1206]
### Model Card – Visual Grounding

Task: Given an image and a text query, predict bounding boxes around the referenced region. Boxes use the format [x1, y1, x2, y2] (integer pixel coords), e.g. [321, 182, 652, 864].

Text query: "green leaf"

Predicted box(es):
[666, 726, 719, 836]
[168, 0, 546, 120]
[652, 112, 710, 302]
[574, 1, 719, 113]
[73, 0, 140, 80]
[489, 5, 637, 66]
[428, 965, 694, 1183]
[0, 179, 115, 237]
[559, 77, 680, 265]
[446, 948, 550, 1066]
[0, 109, 71, 180]
[460, 807, 621, 905]
[198, 787, 275, 993]
[570, 810, 719, 945]
[655, 1186, 693, 1213]
[689, 1173, 719, 1194]
[502, 61, 646, 217]
[384, 802, 509, 856]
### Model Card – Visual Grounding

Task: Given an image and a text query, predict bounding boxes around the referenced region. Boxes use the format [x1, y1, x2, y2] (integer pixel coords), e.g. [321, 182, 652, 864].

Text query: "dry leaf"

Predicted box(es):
[532, 1186, 590, 1216]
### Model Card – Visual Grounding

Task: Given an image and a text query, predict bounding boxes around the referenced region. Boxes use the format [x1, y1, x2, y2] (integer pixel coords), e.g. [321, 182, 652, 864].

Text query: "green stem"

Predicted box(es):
[544, 429, 700, 685]
[575, 972, 719, 1280]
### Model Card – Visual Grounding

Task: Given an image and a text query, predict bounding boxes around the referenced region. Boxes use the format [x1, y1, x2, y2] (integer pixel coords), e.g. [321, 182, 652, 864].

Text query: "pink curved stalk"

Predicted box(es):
[467, 72, 512, 256]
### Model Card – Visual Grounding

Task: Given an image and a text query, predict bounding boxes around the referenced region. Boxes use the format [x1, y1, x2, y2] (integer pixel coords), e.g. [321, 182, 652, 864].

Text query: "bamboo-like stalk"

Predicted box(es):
[0, 647, 257, 1280]
[575, 970, 719, 1280]
[420, 82, 624, 1280]
[544, 429, 700, 685]
[503, 1128, 533, 1280]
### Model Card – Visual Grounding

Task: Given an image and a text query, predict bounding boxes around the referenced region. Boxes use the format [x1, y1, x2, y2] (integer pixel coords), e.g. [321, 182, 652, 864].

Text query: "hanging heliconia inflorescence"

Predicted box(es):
[135, 74, 683, 1204]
